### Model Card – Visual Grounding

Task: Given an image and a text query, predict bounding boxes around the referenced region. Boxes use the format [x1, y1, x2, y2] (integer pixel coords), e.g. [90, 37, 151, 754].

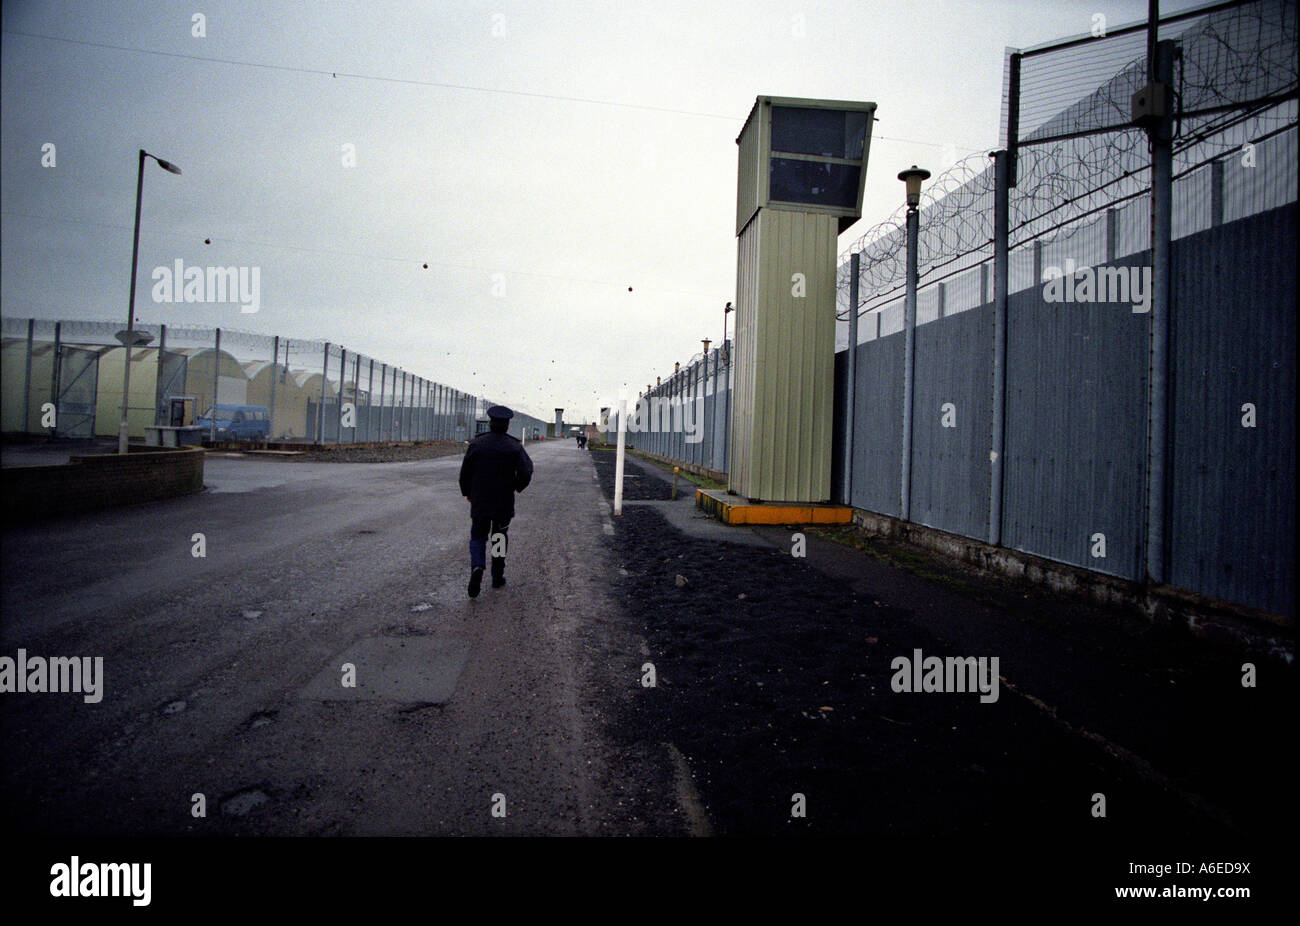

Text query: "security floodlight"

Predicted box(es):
[898, 165, 931, 209]
[115, 329, 154, 347]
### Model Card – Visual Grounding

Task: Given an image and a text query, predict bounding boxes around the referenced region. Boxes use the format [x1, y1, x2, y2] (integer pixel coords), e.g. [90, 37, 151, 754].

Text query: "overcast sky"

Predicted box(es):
[1, 0, 1203, 422]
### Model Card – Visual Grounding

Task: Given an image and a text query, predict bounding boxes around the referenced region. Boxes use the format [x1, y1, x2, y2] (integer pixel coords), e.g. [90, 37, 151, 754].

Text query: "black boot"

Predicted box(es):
[491, 557, 506, 588]
[468, 566, 484, 598]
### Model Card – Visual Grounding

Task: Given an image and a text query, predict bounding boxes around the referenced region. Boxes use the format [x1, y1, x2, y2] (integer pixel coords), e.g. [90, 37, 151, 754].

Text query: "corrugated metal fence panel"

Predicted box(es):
[1001, 251, 1151, 580]
[749, 209, 837, 501]
[851, 331, 904, 517]
[831, 349, 848, 503]
[910, 304, 994, 539]
[1169, 205, 1296, 615]
[714, 367, 730, 473]
[731, 217, 761, 492]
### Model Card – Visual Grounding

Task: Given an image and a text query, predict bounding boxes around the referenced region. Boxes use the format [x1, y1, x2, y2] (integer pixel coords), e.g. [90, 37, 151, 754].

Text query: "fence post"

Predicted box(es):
[155, 324, 167, 427]
[212, 328, 223, 443]
[989, 150, 1010, 546]
[366, 359, 375, 442]
[337, 348, 347, 444]
[1145, 38, 1177, 586]
[377, 363, 387, 442]
[900, 205, 920, 521]
[1210, 157, 1224, 227]
[22, 319, 34, 432]
[50, 322, 61, 438]
[354, 354, 362, 442]
[384, 364, 395, 442]
[317, 342, 329, 445]
[281, 339, 290, 438]
[268, 335, 279, 440]
[844, 253, 860, 505]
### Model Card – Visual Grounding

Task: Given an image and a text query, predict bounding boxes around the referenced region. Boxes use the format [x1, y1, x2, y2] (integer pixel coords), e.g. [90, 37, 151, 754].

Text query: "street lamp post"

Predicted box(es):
[119, 149, 181, 454]
[897, 165, 930, 520]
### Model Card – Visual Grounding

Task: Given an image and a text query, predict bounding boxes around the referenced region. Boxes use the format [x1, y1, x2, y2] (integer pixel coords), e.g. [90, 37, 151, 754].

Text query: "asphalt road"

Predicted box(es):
[1, 441, 683, 836]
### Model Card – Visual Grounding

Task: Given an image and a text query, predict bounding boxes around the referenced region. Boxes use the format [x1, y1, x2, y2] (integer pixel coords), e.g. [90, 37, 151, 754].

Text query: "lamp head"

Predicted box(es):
[897, 165, 930, 207]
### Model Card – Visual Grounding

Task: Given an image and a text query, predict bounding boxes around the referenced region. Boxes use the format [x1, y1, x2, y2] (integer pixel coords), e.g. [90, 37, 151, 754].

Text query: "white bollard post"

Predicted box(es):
[614, 393, 628, 516]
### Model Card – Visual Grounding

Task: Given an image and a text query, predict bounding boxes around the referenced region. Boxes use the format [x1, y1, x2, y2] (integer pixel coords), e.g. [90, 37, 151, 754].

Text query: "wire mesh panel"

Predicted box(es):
[0, 317, 482, 445]
[55, 346, 99, 439]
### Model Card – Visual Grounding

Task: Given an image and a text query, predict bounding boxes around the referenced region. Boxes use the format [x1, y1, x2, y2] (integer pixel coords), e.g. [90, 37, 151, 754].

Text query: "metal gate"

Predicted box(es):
[56, 346, 99, 438]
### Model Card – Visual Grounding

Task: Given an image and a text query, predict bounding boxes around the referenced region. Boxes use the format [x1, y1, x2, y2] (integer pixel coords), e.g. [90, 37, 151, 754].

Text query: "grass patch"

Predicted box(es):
[626, 450, 726, 491]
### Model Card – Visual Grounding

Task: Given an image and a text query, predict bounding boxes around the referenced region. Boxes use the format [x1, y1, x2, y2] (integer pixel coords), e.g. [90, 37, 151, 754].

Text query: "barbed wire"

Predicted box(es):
[837, 0, 1297, 321]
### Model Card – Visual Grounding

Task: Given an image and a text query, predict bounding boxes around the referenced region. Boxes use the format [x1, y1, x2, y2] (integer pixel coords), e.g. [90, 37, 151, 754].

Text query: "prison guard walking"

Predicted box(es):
[458, 405, 534, 598]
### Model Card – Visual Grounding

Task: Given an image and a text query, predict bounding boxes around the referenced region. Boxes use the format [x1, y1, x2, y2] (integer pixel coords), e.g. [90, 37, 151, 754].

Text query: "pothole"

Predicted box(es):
[243, 709, 278, 729]
[161, 700, 187, 715]
[380, 622, 431, 637]
[397, 701, 445, 715]
[220, 787, 270, 817]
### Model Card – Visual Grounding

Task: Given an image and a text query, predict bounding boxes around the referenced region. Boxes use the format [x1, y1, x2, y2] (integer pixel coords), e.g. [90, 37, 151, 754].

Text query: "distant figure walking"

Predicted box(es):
[458, 405, 533, 598]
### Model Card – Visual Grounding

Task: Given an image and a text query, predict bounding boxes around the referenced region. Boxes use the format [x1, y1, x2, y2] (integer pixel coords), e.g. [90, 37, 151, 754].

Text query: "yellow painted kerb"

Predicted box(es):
[695, 488, 853, 525]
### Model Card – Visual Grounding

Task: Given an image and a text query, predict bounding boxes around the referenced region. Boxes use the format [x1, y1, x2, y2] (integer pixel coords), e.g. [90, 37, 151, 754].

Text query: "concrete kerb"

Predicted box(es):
[625, 452, 1293, 666]
[848, 508, 1293, 666]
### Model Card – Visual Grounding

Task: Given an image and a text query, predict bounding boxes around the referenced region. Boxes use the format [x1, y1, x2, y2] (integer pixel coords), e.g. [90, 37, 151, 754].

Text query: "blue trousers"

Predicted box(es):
[469, 516, 510, 570]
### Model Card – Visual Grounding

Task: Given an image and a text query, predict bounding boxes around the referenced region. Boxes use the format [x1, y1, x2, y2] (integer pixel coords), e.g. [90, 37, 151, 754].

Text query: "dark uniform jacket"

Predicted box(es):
[458, 431, 534, 520]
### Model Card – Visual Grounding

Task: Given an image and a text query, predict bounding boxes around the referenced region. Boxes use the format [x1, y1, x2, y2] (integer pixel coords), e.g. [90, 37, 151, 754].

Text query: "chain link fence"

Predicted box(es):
[603, 341, 732, 476]
[0, 318, 496, 444]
